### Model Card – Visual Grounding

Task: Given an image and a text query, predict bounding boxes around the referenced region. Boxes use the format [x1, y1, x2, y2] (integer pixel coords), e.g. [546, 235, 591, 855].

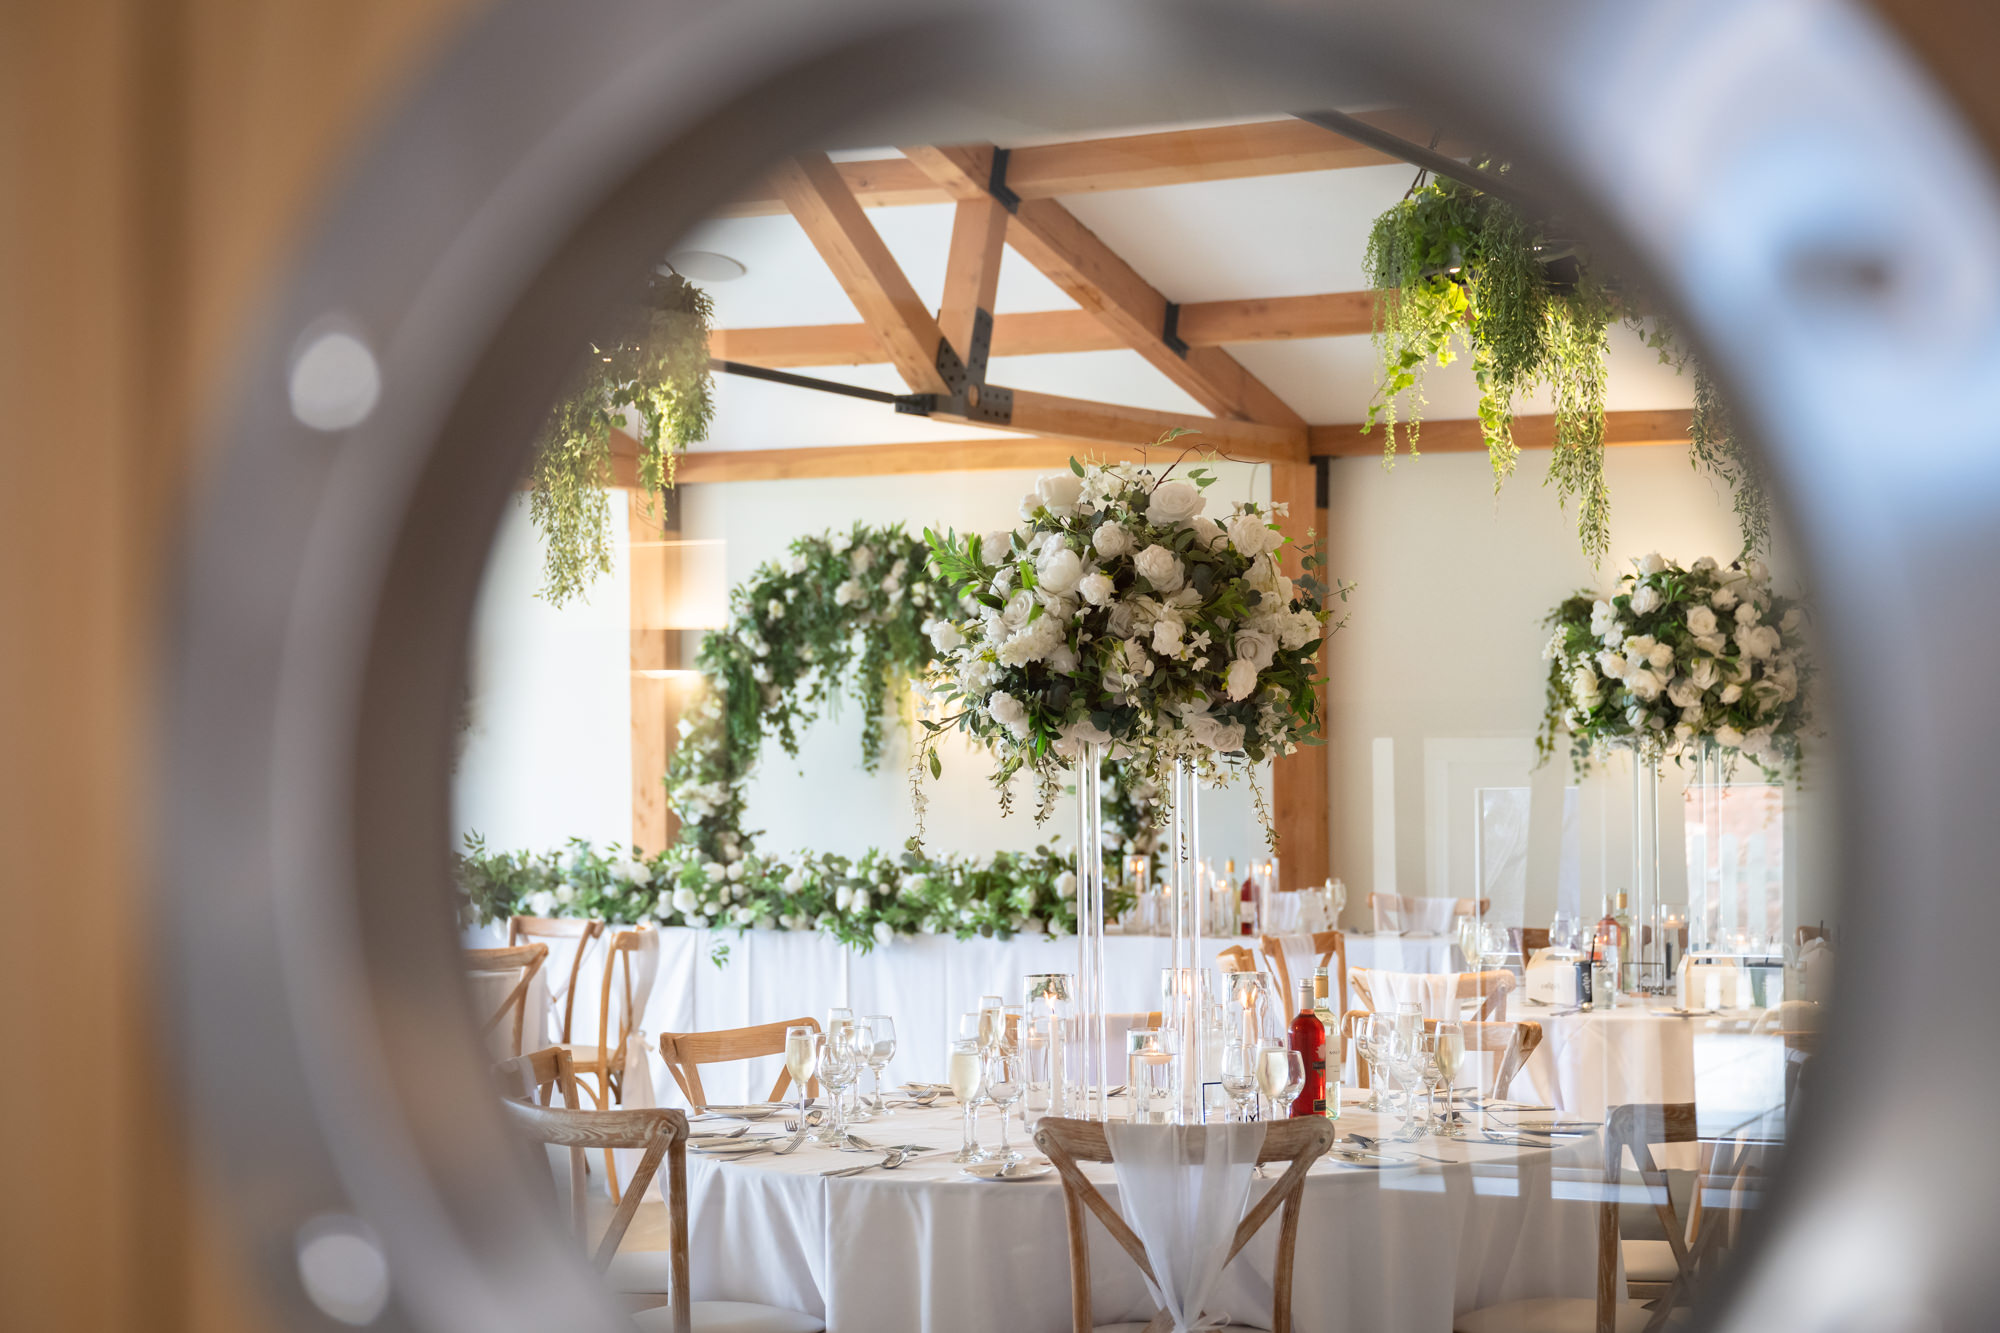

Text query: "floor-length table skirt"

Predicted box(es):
[1516, 999, 1784, 1122]
[669, 1102, 1600, 1332]
[1344, 934, 1465, 974]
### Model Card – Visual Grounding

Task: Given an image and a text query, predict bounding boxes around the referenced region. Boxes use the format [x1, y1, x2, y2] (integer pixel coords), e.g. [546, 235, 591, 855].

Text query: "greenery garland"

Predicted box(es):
[457, 521, 1148, 957]
[529, 272, 714, 604]
[1362, 173, 1768, 563]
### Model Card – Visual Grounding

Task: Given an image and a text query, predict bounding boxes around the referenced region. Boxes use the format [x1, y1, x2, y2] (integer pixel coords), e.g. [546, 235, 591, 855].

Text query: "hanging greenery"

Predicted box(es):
[1362, 172, 1768, 562]
[529, 272, 715, 604]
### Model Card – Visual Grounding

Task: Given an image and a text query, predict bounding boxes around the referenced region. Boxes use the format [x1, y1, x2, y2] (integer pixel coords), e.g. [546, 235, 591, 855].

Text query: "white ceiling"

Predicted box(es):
[676, 121, 1697, 454]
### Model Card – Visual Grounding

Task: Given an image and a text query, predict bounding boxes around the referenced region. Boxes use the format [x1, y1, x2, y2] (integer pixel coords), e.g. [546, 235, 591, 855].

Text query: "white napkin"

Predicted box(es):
[1105, 1122, 1267, 1333]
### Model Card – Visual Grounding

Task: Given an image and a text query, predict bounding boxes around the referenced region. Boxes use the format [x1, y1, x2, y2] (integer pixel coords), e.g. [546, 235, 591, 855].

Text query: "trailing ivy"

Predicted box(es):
[1362, 172, 1767, 562]
[529, 272, 714, 604]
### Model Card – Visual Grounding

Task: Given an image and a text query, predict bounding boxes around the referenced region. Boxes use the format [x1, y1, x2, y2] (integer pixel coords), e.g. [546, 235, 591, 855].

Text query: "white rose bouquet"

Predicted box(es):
[1539, 552, 1811, 779]
[918, 445, 1350, 844]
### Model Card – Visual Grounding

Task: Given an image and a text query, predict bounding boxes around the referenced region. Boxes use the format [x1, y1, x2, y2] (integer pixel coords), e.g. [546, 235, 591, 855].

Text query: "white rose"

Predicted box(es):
[1570, 665, 1601, 700]
[852, 889, 870, 913]
[1105, 602, 1142, 639]
[1597, 651, 1630, 680]
[1719, 683, 1744, 704]
[1734, 601, 1759, 626]
[1623, 634, 1657, 659]
[1226, 657, 1259, 701]
[1589, 600, 1617, 635]
[1630, 585, 1663, 616]
[704, 861, 726, 882]
[1688, 658, 1720, 691]
[1692, 556, 1718, 574]
[1200, 717, 1247, 752]
[554, 883, 576, 905]
[1152, 617, 1185, 656]
[982, 530, 1014, 563]
[1625, 668, 1664, 701]
[1047, 643, 1079, 674]
[1647, 642, 1675, 671]
[1746, 559, 1770, 585]
[1278, 609, 1322, 651]
[927, 619, 965, 653]
[672, 887, 699, 915]
[1226, 511, 1283, 559]
[525, 890, 557, 917]
[1145, 479, 1205, 526]
[1079, 570, 1115, 606]
[1667, 678, 1702, 708]
[1001, 590, 1034, 630]
[835, 885, 854, 912]
[1058, 718, 1111, 751]
[997, 613, 1064, 667]
[1133, 544, 1184, 593]
[767, 598, 784, 620]
[873, 921, 895, 946]
[1711, 585, 1739, 611]
[1780, 607, 1805, 634]
[1055, 871, 1078, 899]
[1036, 545, 1083, 596]
[1092, 522, 1133, 558]
[1693, 633, 1729, 655]
[850, 546, 875, 574]
[1639, 552, 1667, 575]
[987, 691, 1032, 739]
[1234, 627, 1279, 673]
[1191, 516, 1227, 550]
[834, 579, 862, 606]
[1674, 722, 1697, 742]
[1714, 724, 1746, 748]
[1036, 471, 1084, 515]
[1686, 605, 1719, 637]
[726, 861, 745, 882]
[783, 870, 805, 893]
[1738, 624, 1782, 659]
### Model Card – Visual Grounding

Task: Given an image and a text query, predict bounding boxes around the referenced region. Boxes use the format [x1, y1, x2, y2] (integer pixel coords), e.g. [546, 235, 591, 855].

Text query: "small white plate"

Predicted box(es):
[699, 1104, 786, 1120]
[1327, 1146, 1418, 1169]
[961, 1160, 1052, 1182]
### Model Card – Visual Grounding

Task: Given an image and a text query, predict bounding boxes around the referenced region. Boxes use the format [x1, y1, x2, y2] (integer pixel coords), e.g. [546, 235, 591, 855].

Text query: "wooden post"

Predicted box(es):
[629, 488, 684, 854]
[1268, 461, 1330, 886]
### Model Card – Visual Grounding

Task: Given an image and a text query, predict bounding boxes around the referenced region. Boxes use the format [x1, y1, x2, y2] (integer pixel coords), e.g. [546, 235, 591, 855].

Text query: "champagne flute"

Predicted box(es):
[783, 1025, 820, 1131]
[1220, 1040, 1256, 1122]
[863, 1014, 896, 1114]
[947, 1037, 987, 1163]
[1431, 1021, 1466, 1137]
[977, 996, 1004, 1053]
[984, 1050, 1025, 1164]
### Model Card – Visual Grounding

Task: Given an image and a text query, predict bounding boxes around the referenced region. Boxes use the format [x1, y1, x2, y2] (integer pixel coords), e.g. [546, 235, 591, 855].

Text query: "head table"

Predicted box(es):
[629, 1097, 1602, 1332]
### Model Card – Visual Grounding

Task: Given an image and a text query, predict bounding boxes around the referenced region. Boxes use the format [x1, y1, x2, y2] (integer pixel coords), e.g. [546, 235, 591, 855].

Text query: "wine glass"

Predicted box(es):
[977, 995, 1005, 1053]
[1220, 1040, 1257, 1122]
[843, 1019, 875, 1123]
[816, 1025, 864, 1143]
[1460, 919, 1486, 973]
[997, 1004, 1024, 1055]
[984, 1049, 1025, 1164]
[783, 1024, 820, 1132]
[1254, 1043, 1302, 1121]
[863, 1014, 896, 1114]
[1431, 1021, 1466, 1137]
[1358, 1013, 1394, 1112]
[947, 1037, 987, 1163]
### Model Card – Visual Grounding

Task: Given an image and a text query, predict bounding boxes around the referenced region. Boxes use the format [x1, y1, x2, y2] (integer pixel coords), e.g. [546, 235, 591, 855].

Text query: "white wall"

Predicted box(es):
[453, 496, 634, 852]
[1320, 442, 1830, 931]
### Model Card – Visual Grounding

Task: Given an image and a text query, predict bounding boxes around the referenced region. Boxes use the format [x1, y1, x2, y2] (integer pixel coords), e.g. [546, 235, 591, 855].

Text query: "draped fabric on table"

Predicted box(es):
[1105, 1123, 1267, 1333]
[1351, 968, 1464, 1019]
[1376, 897, 1457, 936]
[1345, 934, 1464, 974]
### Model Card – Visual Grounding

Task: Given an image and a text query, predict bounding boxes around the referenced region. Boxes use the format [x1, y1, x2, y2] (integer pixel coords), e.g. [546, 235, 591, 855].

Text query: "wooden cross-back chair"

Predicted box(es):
[1453, 1102, 1763, 1333]
[1368, 892, 1489, 932]
[466, 943, 548, 1059]
[1035, 1116, 1338, 1333]
[659, 1017, 822, 1109]
[557, 925, 661, 1107]
[1350, 967, 1515, 1021]
[507, 914, 606, 1043]
[1216, 944, 1257, 974]
[1510, 926, 1551, 955]
[1257, 930, 1349, 1025]
[1338, 1012, 1542, 1100]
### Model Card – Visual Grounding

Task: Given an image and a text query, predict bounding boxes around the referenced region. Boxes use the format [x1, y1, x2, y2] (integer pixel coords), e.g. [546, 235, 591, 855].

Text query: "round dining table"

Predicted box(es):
[646, 1098, 1603, 1332]
[1514, 996, 1781, 1123]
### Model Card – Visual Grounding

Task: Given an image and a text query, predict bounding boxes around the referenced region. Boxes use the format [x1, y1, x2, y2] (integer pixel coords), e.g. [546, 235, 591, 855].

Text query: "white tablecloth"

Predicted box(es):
[465, 924, 1188, 1104]
[1515, 999, 1785, 1123]
[661, 1100, 1600, 1331]
[1346, 934, 1464, 975]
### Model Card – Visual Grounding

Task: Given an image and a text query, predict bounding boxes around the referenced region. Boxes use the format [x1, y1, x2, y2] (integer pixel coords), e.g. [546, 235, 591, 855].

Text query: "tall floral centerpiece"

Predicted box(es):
[920, 447, 1348, 1119]
[1539, 552, 1811, 975]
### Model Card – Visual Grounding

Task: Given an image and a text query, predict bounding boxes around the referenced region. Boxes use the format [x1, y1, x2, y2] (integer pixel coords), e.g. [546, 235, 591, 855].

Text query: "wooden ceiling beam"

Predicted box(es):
[1308, 409, 1696, 457]
[717, 113, 1460, 217]
[769, 152, 953, 395]
[927, 388, 1307, 464]
[938, 195, 1010, 365]
[709, 290, 1381, 367]
[902, 143, 1306, 428]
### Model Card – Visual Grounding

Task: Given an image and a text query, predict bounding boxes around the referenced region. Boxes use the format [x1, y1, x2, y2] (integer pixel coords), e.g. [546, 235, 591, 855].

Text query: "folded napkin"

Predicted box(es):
[1106, 1122, 1267, 1333]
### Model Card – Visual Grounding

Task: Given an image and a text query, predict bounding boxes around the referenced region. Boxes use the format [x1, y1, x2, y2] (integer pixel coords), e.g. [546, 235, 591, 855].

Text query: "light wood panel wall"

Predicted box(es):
[0, 2, 482, 1330]
[1268, 462, 1331, 886]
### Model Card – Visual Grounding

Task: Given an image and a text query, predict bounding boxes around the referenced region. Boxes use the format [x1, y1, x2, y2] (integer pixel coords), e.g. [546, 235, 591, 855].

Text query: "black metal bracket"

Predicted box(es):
[1162, 301, 1189, 358]
[934, 306, 995, 394]
[895, 380, 1015, 427]
[1314, 455, 1330, 509]
[987, 146, 1021, 213]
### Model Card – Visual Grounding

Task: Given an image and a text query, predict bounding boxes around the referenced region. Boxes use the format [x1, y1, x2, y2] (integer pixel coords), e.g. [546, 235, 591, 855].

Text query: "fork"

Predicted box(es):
[822, 1148, 915, 1178]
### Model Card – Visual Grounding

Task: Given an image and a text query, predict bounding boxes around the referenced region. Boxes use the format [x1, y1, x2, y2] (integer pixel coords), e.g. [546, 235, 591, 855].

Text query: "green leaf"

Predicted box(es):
[929, 750, 942, 779]
[1069, 456, 1085, 477]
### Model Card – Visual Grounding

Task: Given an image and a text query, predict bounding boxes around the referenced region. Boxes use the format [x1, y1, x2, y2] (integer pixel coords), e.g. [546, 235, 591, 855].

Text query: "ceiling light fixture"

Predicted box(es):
[660, 250, 747, 282]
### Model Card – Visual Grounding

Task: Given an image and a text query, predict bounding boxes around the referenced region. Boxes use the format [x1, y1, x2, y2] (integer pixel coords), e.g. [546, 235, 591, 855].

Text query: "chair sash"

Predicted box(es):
[1105, 1122, 1267, 1333]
